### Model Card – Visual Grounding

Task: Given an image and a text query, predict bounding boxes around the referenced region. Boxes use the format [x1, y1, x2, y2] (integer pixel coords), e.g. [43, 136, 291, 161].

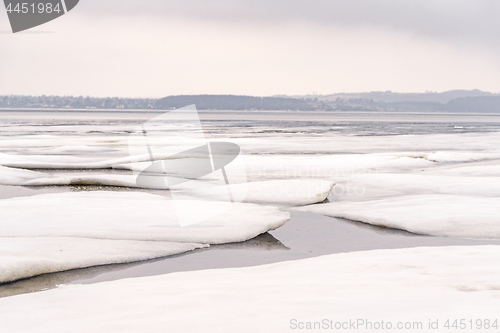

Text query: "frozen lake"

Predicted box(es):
[1, 109, 500, 297]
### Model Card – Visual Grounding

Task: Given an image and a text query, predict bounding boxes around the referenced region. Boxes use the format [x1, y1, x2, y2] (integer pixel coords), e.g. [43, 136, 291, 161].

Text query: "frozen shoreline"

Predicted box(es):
[1, 110, 500, 303]
[2, 185, 499, 298]
[1, 245, 500, 333]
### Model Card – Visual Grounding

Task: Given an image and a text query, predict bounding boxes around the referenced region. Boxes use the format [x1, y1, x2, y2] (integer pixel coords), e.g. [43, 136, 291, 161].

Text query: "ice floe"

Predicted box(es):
[21, 172, 148, 188]
[332, 173, 500, 198]
[298, 194, 500, 239]
[1, 130, 500, 170]
[0, 191, 290, 244]
[38, 145, 119, 155]
[0, 237, 206, 284]
[0, 165, 48, 186]
[423, 160, 500, 177]
[0, 166, 334, 205]
[116, 153, 436, 179]
[0, 190, 289, 283]
[0, 165, 161, 188]
[0, 152, 115, 169]
[184, 179, 335, 206]
[231, 132, 500, 155]
[0, 151, 223, 169]
[0, 246, 499, 332]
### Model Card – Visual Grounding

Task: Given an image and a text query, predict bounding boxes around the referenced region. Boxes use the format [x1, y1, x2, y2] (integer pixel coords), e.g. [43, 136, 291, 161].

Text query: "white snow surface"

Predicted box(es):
[299, 194, 500, 239]
[0, 165, 47, 185]
[1, 131, 500, 155]
[2, 121, 500, 290]
[0, 237, 206, 284]
[0, 191, 290, 244]
[0, 191, 289, 282]
[0, 152, 156, 169]
[333, 173, 500, 198]
[0, 165, 142, 187]
[2, 131, 500, 170]
[0, 166, 333, 206]
[0, 246, 499, 332]
[116, 153, 437, 180]
[424, 160, 500, 177]
[183, 179, 335, 206]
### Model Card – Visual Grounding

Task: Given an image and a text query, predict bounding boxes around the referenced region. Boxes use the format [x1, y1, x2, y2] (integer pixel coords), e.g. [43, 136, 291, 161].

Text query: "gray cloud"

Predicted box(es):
[2, 0, 499, 96]
[78, 0, 500, 49]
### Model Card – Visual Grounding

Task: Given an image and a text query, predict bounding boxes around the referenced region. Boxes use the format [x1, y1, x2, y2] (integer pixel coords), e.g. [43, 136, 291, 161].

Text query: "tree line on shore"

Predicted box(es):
[1, 91, 499, 112]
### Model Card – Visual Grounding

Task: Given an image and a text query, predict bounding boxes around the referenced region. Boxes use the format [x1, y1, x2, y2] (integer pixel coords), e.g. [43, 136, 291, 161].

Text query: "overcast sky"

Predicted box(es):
[1, 0, 500, 97]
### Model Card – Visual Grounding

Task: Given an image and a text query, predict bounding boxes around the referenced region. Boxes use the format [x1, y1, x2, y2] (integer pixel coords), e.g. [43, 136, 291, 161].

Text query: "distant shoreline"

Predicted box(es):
[3, 91, 500, 112]
[1, 108, 500, 115]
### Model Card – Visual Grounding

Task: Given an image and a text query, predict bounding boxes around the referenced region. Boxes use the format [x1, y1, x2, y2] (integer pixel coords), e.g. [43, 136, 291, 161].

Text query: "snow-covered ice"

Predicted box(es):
[117, 153, 436, 180]
[176, 179, 334, 206]
[0, 166, 334, 205]
[0, 246, 499, 332]
[0, 165, 48, 186]
[2, 112, 500, 308]
[0, 191, 289, 282]
[0, 237, 206, 284]
[230, 132, 500, 156]
[2, 130, 500, 170]
[332, 173, 500, 198]
[424, 160, 500, 177]
[0, 191, 290, 244]
[1, 130, 500, 155]
[299, 194, 500, 239]
[0, 165, 142, 187]
[0, 152, 151, 169]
